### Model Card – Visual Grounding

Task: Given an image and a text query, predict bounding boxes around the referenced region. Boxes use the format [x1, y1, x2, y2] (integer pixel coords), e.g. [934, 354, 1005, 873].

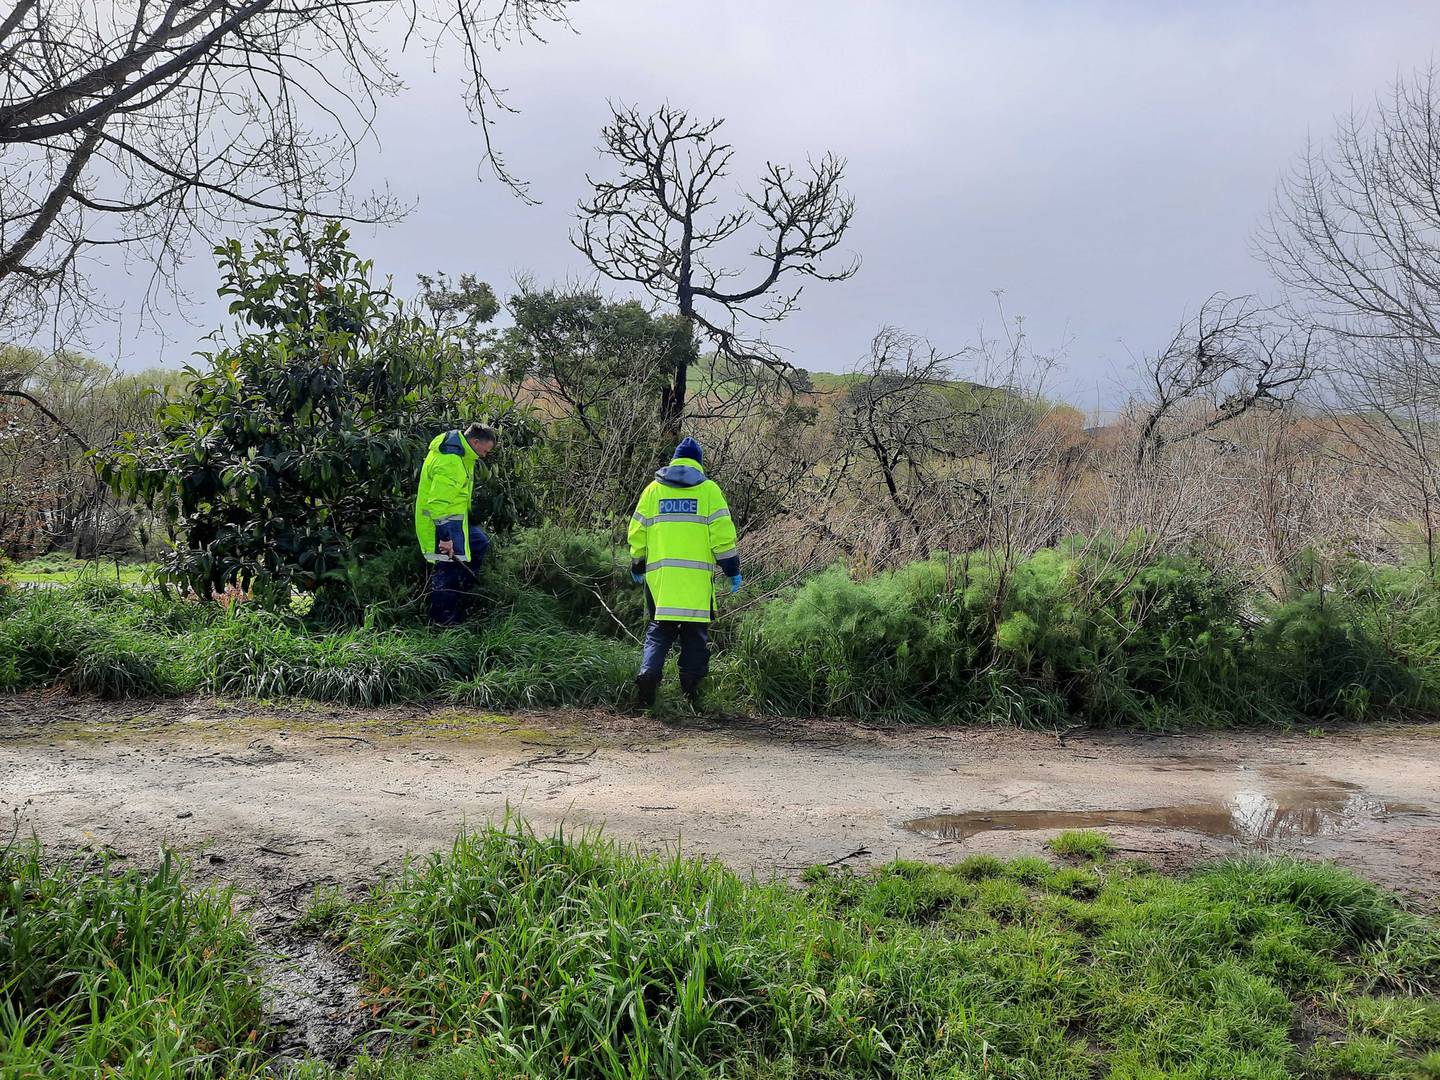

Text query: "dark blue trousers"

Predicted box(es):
[429, 526, 489, 626]
[638, 620, 710, 680]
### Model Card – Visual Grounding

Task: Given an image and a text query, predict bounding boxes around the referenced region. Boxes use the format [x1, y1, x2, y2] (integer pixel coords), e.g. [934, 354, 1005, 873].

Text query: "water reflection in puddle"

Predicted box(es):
[905, 773, 1426, 845]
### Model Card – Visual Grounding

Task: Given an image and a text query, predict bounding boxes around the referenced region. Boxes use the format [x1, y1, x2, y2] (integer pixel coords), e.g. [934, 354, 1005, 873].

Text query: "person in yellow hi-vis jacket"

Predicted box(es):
[627, 437, 741, 709]
[415, 423, 497, 625]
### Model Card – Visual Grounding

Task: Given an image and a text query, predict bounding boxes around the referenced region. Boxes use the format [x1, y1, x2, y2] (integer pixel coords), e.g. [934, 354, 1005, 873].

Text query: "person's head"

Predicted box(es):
[674, 436, 702, 465]
[464, 423, 498, 458]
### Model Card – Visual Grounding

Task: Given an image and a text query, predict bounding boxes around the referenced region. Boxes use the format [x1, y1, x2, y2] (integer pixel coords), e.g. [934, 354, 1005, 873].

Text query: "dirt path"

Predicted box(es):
[3, 692, 1439, 909]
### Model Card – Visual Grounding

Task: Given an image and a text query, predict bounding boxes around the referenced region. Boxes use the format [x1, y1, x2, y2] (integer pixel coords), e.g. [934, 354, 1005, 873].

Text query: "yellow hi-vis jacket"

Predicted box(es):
[414, 430, 479, 561]
[627, 456, 739, 623]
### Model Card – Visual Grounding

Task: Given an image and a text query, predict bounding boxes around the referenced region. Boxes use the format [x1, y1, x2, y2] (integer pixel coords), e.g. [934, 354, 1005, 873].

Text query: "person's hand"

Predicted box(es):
[728, 573, 742, 594]
[631, 561, 645, 584]
[438, 539, 454, 557]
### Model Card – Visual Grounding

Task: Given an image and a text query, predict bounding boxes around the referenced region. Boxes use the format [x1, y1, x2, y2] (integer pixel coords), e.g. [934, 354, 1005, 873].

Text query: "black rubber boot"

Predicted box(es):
[632, 675, 659, 712]
[679, 672, 703, 710]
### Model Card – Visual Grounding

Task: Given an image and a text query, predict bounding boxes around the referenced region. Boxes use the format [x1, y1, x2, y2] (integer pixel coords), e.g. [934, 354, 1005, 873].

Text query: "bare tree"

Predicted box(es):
[1264, 66, 1440, 349]
[1133, 294, 1313, 467]
[1262, 65, 1440, 566]
[572, 103, 858, 436]
[832, 327, 967, 533]
[1323, 335, 1440, 567]
[0, 0, 571, 338]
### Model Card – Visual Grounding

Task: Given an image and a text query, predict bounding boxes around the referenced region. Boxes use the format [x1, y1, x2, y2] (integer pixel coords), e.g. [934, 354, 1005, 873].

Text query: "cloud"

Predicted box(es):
[82, 0, 1440, 407]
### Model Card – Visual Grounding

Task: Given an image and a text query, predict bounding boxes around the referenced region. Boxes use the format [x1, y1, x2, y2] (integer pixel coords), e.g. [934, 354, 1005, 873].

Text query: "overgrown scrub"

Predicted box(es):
[320, 820, 1440, 1079]
[2, 529, 1437, 727]
[0, 842, 264, 1078]
[732, 538, 1436, 726]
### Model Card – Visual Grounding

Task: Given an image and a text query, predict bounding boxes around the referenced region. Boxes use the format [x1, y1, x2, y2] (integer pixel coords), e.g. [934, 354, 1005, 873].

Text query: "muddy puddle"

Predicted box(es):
[258, 933, 374, 1068]
[906, 769, 1429, 845]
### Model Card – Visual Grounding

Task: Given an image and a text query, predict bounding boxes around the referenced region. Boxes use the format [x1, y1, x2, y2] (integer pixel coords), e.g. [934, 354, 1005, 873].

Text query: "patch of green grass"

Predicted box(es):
[322, 821, 1440, 1079]
[8, 554, 154, 586]
[295, 884, 351, 935]
[3, 826, 1437, 1077]
[0, 842, 264, 1078]
[1048, 828, 1115, 860]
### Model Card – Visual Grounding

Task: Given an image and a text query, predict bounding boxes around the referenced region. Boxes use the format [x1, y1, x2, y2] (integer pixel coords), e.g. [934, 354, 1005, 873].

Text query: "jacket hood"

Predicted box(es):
[435, 429, 478, 465]
[655, 456, 705, 487]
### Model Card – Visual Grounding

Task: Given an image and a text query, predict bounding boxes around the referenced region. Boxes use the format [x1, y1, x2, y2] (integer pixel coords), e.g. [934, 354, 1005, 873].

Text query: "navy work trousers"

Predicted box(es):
[429, 525, 489, 626]
[638, 619, 710, 681]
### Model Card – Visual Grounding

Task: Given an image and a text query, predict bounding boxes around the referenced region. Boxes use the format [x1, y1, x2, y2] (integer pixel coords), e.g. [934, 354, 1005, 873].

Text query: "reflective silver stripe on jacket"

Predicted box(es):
[436, 514, 464, 524]
[712, 547, 738, 561]
[645, 558, 716, 572]
[654, 605, 711, 619]
[631, 508, 731, 527]
[423, 553, 469, 563]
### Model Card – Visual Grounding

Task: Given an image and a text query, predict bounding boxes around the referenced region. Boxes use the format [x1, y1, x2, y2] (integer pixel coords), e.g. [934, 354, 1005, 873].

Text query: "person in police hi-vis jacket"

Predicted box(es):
[414, 423, 497, 625]
[626, 436, 741, 709]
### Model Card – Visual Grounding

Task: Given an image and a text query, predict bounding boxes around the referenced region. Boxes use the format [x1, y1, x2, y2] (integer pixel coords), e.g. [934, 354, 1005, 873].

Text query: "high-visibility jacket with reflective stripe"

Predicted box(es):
[627, 457, 738, 623]
[414, 430, 478, 561]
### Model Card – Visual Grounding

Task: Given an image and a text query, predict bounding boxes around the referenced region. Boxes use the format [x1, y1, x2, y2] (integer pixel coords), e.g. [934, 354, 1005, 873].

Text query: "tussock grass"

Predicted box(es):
[1048, 828, 1115, 861]
[318, 821, 1440, 1079]
[0, 842, 263, 1078]
[0, 582, 635, 709]
[3, 827, 1437, 1077]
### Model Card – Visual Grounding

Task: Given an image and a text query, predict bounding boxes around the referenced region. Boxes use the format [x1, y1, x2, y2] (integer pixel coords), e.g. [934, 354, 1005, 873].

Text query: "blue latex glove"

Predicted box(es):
[631, 569, 645, 584]
[728, 573, 742, 594]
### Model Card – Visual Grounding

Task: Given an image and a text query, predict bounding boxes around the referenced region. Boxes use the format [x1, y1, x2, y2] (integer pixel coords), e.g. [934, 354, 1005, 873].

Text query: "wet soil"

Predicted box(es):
[257, 930, 374, 1067]
[2, 691, 1438, 907]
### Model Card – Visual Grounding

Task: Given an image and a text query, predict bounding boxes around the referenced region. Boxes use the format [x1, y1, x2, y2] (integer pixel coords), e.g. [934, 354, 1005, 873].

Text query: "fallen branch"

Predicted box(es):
[783, 847, 871, 870]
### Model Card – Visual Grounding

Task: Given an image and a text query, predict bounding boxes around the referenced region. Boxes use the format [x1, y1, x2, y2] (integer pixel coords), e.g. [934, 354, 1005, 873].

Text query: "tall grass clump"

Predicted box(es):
[0, 842, 265, 1078]
[193, 615, 466, 706]
[0, 585, 193, 697]
[328, 820, 1440, 1079]
[447, 612, 636, 708]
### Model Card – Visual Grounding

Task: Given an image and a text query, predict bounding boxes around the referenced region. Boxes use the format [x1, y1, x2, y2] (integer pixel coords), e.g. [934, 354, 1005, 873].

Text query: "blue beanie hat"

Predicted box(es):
[674, 436, 703, 465]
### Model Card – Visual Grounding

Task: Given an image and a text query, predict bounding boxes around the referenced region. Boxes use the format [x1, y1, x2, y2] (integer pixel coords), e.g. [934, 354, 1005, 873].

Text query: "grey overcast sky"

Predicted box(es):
[91, 0, 1440, 409]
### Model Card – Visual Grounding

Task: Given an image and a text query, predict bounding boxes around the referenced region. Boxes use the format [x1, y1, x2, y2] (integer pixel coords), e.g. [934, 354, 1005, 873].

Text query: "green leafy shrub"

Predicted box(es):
[1257, 592, 1425, 721]
[732, 558, 985, 720]
[97, 218, 543, 611]
[989, 538, 1250, 724]
[732, 538, 1436, 727]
